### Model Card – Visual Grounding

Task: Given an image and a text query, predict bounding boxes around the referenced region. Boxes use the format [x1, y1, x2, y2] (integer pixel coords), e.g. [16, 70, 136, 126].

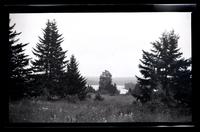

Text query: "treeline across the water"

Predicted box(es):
[86, 77, 136, 86]
[8, 19, 192, 109]
[86, 77, 135, 94]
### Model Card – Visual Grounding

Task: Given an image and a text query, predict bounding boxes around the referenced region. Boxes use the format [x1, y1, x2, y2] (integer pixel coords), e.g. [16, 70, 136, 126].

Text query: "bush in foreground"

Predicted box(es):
[94, 93, 104, 101]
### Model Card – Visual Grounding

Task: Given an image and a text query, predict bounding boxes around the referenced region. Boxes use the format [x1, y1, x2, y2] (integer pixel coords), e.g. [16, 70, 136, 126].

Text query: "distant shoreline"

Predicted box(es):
[86, 76, 137, 86]
[90, 84, 128, 94]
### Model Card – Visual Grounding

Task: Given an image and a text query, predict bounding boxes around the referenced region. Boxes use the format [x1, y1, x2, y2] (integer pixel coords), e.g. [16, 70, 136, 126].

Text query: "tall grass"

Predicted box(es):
[9, 94, 192, 122]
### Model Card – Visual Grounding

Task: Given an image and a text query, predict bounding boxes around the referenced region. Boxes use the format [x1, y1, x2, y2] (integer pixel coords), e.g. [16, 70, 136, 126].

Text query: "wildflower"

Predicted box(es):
[102, 117, 107, 122]
[124, 114, 128, 117]
[42, 107, 48, 110]
[54, 114, 56, 118]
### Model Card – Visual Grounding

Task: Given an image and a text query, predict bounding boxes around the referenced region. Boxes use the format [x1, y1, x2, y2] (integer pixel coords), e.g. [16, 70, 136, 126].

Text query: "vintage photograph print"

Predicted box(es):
[3, 2, 197, 128]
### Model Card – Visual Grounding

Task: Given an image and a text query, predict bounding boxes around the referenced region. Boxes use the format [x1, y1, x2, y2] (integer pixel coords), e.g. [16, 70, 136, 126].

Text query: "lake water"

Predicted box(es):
[91, 85, 128, 94]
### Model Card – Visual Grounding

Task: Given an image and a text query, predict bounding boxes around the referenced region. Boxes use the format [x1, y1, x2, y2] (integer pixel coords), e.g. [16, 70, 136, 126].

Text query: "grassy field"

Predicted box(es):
[9, 94, 192, 123]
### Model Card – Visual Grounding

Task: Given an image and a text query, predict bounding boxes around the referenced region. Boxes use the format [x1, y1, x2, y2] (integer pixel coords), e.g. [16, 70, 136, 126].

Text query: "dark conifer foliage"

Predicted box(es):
[64, 55, 87, 100]
[135, 30, 192, 106]
[8, 20, 30, 100]
[172, 58, 192, 106]
[31, 19, 67, 97]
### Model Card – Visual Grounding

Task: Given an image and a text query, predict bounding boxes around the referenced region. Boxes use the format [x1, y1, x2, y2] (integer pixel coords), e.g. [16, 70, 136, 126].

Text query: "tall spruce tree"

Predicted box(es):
[172, 58, 192, 106]
[135, 30, 191, 105]
[31, 19, 67, 97]
[64, 55, 87, 100]
[8, 20, 30, 100]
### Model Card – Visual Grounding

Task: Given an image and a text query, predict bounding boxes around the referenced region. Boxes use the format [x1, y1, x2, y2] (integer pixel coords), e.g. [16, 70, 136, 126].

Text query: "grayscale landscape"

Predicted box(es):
[8, 13, 192, 123]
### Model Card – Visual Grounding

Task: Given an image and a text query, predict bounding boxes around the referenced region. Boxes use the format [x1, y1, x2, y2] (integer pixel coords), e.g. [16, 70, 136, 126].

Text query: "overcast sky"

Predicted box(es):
[10, 13, 191, 78]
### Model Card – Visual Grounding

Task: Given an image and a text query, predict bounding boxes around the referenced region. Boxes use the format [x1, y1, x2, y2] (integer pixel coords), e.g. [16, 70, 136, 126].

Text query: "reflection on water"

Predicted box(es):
[90, 85, 128, 94]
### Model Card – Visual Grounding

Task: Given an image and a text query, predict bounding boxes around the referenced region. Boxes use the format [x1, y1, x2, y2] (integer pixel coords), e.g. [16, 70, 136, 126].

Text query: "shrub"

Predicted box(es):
[94, 93, 104, 101]
[86, 85, 96, 93]
[130, 83, 151, 104]
[145, 99, 168, 113]
[65, 95, 79, 103]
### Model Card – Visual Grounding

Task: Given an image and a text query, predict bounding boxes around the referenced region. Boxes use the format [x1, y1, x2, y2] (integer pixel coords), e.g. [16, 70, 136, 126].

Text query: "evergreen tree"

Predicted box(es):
[86, 85, 96, 93]
[135, 50, 156, 103]
[172, 58, 192, 106]
[8, 20, 30, 100]
[31, 19, 67, 97]
[64, 55, 87, 100]
[135, 30, 191, 105]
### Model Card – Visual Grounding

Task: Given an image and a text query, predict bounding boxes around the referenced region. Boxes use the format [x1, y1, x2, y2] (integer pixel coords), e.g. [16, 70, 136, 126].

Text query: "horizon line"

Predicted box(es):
[85, 76, 137, 78]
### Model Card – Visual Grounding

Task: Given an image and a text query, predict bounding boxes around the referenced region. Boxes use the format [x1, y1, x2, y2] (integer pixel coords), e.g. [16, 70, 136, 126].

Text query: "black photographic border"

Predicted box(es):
[1, 0, 198, 128]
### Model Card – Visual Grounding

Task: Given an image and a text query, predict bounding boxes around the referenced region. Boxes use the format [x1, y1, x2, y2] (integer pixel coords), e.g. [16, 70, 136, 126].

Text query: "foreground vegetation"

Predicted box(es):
[9, 94, 191, 123]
